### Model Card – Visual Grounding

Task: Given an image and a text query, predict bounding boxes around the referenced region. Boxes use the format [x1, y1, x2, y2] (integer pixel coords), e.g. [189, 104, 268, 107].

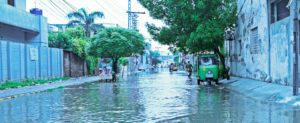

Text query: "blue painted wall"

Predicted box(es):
[0, 1, 49, 47]
[228, 0, 296, 86]
[0, 40, 63, 82]
[0, 0, 61, 82]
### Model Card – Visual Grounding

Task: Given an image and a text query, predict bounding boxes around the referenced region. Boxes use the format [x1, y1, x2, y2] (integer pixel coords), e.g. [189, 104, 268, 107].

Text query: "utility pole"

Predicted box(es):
[293, 0, 299, 96]
[127, 0, 145, 30]
[128, 0, 132, 29]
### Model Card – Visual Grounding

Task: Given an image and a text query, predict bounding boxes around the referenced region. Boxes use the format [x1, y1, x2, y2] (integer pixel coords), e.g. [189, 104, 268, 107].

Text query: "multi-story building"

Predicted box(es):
[227, 0, 297, 86]
[0, 0, 63, 82]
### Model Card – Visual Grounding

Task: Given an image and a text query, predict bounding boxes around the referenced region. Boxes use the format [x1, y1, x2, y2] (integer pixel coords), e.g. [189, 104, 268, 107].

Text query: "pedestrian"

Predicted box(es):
[99, 68, 104, 81]
[186, 61, 193, 79]
[169, 63, 174, 73]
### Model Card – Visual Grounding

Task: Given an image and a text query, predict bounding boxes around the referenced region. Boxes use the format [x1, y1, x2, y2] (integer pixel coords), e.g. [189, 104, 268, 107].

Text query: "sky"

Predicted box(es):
[26, 0, 170, 55]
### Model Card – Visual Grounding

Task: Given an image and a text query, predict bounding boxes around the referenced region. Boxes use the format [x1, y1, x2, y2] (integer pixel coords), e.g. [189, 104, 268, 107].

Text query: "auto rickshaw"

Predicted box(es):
[197, 54, 220, 85]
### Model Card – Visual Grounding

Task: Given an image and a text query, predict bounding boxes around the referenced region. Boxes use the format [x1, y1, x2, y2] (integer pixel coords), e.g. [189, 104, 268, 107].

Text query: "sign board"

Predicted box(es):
[30, 48, 38, 61]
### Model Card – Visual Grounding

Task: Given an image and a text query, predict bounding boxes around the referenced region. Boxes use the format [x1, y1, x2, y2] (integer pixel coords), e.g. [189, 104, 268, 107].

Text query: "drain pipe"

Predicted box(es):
[267, 0, 271, 79]
[293, 0, 299, 96]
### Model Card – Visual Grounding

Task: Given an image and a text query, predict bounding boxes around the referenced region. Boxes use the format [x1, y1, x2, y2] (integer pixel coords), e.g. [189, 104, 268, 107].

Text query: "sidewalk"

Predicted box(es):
[0, 76, 100, 99]
[220, 77, 300, 106]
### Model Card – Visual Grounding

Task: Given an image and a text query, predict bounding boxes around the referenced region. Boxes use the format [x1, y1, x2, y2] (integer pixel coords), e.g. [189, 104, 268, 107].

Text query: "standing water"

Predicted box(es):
[0, 70, 300, 123]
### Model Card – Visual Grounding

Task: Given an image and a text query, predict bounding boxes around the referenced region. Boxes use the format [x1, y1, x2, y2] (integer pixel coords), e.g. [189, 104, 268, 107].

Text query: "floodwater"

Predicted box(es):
[0, 70, 300, 123]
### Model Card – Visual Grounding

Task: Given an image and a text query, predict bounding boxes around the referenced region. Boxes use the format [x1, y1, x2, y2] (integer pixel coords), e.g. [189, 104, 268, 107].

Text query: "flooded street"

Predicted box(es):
[1, 70, 300, 123]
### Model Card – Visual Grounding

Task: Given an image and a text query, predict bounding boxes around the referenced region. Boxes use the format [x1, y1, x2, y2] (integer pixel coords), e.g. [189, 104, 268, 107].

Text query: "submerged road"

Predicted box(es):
[0, 70, 300, 123]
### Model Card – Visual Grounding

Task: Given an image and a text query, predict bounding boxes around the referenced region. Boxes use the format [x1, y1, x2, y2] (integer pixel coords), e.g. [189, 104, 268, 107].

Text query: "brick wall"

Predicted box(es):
[63, 51, 87, 77]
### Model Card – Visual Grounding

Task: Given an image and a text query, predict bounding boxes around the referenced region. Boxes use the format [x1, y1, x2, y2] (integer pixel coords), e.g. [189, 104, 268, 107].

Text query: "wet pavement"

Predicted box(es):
[0, 70, 300, 123]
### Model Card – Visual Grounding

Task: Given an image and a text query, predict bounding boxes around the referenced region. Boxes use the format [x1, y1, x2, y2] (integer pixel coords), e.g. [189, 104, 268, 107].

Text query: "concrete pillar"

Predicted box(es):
[30, 16, 48, 47]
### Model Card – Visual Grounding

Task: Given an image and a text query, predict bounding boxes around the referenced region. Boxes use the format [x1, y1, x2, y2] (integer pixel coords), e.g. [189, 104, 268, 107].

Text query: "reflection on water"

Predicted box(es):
[0, 71, 300, 123]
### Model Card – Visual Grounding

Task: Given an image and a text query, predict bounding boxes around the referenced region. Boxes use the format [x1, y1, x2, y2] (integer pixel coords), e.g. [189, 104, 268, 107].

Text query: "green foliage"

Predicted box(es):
[0, 77, 70, 90]
[88, 27, 145, 73]
[67, 8, 104, 37]
[49, 27, 99, 75]
[65, 27, 85, 39]
[85, 55, 99, 74]
[118, 57, 129, 66]
[139, 0, 236, 78]
[71, 38, 87, 57]
[49, 27, 87, 58]
[139, 0, 237, 53]
[89, 27, 145, 58]
[48, 32, 72, 51]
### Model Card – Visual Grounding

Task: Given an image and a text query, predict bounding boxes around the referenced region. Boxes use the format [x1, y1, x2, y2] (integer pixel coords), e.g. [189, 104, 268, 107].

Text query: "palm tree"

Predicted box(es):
[67, 8, 104, 37]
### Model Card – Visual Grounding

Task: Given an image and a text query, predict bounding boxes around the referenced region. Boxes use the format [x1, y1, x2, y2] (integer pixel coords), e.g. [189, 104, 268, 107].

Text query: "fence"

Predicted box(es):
[0, 40, 63, 83]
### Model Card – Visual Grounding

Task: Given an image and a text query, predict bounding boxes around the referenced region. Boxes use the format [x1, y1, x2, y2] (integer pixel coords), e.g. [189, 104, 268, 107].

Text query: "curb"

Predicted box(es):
[0, 76, 100, 99]
[220, 77, 300, 106]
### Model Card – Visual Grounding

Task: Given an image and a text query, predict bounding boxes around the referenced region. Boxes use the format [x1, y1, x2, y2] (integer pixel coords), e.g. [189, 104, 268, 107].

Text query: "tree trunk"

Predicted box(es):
[112, 58, 119, 82]
[112, 58, 119, 74]
[122, 66, 125, 78]
[214, 47, 230, 80]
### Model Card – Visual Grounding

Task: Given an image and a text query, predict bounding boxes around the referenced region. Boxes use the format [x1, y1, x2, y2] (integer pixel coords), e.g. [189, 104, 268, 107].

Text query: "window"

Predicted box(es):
[7, 0, 15, 6]
[270, 0, 290, 23]
[250, 27, 260, 54]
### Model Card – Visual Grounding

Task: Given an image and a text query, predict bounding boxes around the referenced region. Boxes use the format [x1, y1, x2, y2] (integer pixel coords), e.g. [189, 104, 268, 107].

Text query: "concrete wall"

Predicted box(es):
[0, 0, 27, 10]
[229, 0, 295, 86]
[0, 2, 48, 47]
[0, 40, 63, 82]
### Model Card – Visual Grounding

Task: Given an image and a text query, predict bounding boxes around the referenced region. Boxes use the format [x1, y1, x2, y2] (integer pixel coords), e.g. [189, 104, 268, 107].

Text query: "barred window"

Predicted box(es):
[250, 27, 260, 54]
[270, 0, 290, 23]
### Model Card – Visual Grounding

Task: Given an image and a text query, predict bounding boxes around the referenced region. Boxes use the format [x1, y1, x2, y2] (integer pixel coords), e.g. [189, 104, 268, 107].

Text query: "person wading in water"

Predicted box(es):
[186, 61, 193, 79]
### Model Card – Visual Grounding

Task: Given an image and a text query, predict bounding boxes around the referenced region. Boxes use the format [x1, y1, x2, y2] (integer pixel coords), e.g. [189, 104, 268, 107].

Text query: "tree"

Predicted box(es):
[139, 0, 236, 78]
[67, 8, 104, 37]
[48, 31, 72, 50]
[88, 27, 145, 74]
[49, 27, 86, 57]
[49, 27, 98, 74]
[118, 58, 129, 77]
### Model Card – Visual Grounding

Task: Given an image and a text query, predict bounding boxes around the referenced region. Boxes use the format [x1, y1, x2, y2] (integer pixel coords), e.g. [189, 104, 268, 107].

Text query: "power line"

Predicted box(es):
[48, 0, 69, 16]
[39, 0, 66, 19]
[94, 0, 125, 24]
[41, 0, 66, 17]
[62, 0, 78, 11]
[38, 2, 65, 22]
[54, 0, 73, 13]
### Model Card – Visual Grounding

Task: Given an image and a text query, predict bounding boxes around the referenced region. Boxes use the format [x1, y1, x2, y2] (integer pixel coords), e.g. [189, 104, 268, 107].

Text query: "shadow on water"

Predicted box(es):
[0, 70, 300, 122]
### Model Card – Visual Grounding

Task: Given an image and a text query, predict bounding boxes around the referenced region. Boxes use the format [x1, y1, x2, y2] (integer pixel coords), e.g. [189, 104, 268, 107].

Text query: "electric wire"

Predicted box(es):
[54, 0, 73, 13]
[62, 0, 78, 11]
[41, 0, 67, 17]
[48, 0, 69, 16]
[94, 0, 125, 24]
[39, 0, 66, 19]
[37, 2, 66, 22]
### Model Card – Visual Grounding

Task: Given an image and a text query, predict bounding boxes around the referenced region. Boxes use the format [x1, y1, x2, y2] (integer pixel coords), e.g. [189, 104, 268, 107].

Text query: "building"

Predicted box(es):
[0, 0, 63, 82]
[227, 0, 297, 86]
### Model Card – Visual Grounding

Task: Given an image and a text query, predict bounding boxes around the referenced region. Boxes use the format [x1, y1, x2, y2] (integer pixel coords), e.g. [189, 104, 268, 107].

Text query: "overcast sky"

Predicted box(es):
[26, 0, 169, 54]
